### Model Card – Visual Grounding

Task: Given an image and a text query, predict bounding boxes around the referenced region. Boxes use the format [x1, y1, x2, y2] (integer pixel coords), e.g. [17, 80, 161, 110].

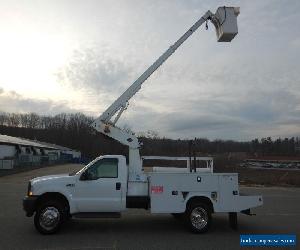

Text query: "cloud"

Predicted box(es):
[117, 85, 300, 140]
[53, 0, 300, 140]
[0, 89, 79, 115]
[56, 46, 133, 95]
[290, 37, 300, 48]
[1, 0, 300, 140]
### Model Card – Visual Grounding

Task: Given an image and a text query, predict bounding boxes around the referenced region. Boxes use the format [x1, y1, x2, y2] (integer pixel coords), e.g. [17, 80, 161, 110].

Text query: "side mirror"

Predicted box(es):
[80, 171, 89, 181]
[80, 170, 97, 181]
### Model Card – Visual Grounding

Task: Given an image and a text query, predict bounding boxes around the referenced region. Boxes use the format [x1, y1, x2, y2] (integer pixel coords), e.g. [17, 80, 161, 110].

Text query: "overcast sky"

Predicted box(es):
[0, 0, 299, 140]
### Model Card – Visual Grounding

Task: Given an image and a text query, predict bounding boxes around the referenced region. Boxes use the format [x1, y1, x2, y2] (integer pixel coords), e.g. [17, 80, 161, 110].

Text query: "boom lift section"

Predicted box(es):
[93, 7, 240, 179]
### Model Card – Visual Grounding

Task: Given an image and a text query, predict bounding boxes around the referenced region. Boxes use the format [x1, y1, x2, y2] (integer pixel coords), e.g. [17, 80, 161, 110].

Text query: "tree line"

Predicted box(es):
[0, 112, 299, 159]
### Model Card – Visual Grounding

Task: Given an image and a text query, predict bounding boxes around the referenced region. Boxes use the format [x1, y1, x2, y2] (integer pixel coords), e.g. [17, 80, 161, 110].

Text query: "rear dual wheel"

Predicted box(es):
[185, 202, 211, 233]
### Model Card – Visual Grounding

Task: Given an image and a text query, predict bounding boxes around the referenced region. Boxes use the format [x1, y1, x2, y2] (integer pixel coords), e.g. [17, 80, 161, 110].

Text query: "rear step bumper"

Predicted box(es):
[234, 195, 263, 212]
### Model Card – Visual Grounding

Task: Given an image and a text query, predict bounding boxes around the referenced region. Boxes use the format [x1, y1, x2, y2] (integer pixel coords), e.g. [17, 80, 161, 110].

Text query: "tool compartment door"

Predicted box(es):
[218, 174, 239, 211]
[149, 173, 185, 213]
[149, 173, 218, 213]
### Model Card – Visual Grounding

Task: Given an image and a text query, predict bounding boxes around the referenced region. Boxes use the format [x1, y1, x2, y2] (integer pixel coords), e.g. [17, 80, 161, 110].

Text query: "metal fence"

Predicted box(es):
[0, 159, 14, 169]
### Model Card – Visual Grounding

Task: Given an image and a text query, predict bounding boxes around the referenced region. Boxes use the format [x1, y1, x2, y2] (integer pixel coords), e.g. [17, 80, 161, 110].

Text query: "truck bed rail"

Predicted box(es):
[141, 156, 213, 173]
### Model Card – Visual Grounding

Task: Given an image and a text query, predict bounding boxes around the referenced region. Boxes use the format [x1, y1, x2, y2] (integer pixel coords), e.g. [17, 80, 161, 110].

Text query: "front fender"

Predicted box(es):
[32, 183, 77, 214]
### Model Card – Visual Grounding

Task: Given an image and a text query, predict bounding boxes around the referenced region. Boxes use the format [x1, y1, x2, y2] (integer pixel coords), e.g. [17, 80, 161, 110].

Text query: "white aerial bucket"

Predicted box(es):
[212, 7, 240, 42]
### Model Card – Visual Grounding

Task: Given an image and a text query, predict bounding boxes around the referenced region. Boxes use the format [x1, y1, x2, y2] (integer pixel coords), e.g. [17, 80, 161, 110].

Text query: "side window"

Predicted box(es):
[85, 158, 118, 180]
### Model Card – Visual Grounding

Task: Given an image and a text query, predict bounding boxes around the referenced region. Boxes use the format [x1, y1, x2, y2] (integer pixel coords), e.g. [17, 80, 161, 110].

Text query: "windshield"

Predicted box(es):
[69, 158, 101, 176]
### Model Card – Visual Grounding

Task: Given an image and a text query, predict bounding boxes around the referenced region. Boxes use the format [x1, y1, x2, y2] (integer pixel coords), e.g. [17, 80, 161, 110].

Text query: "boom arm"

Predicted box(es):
[92, 7, 239, 180]
[97, 10, 213, 125]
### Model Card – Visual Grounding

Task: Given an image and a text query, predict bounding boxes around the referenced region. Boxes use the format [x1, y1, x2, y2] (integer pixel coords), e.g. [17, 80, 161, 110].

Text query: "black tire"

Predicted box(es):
[34, 200, 64, 234]
[229, 212, 238, 230]
[185, 202, 212, 233]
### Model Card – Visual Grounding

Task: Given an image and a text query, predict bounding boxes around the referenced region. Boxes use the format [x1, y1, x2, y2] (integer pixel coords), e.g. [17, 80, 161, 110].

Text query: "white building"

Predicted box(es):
[0, 134, 81, 169]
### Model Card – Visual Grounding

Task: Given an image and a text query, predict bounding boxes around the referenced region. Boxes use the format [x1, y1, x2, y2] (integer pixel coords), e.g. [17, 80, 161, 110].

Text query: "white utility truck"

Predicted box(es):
[23, 6, 263, 234]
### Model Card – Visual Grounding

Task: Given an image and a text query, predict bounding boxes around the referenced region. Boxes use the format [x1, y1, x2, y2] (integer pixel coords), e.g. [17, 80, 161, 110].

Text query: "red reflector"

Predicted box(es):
[151, 186, 163, 194]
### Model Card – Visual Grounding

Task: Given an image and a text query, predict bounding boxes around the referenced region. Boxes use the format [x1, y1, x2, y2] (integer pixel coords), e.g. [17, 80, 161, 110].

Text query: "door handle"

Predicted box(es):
[116, 182, 121, 190]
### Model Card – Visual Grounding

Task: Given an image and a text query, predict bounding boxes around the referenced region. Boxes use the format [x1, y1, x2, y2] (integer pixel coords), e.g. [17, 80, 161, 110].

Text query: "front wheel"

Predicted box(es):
[185, 202, 212, 233]
[34, 200, 64, 234]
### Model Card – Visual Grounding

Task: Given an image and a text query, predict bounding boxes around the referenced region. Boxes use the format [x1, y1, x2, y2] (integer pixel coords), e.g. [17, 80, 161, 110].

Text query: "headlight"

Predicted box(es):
[27, 181, 33, 196]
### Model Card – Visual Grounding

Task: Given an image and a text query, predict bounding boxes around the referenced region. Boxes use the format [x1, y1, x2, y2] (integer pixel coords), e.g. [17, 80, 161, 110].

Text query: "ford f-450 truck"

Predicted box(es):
[23, 155, 262, 234]
[23, 6, 263, 234]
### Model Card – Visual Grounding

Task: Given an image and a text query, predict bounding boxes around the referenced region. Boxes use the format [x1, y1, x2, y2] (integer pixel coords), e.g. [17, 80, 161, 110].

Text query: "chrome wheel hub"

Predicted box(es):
[190, 207, 208, 230]
[39, 207, 60, 230]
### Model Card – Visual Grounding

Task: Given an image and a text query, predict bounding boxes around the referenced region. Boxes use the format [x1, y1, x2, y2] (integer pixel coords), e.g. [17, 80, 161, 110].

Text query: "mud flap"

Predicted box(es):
[241, 208, 256, 216]
[229, 212, 237, 230]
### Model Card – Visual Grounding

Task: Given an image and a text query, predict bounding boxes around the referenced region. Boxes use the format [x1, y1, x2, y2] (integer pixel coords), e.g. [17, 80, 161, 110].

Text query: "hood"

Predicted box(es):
[31, 174, 71, 184]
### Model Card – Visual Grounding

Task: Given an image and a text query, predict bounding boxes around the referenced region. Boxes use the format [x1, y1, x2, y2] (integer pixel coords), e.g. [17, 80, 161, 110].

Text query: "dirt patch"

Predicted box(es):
[215, 163, 300, 187]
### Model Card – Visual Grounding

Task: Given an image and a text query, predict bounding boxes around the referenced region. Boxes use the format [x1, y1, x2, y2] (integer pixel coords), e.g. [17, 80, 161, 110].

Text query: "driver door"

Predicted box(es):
[74, 158, 122, 212]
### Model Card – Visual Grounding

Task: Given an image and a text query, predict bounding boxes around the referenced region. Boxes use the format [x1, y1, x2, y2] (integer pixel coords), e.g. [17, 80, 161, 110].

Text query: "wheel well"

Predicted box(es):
[186, 196, 214, 213]
[36, 192, 70, 213]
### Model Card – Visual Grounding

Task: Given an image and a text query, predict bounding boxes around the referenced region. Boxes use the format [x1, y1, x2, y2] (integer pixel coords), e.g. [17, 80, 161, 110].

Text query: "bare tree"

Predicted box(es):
[28, 113, 40, 129]
[0, 112, 8, 126]
[9, 113, 20, 127]
[20, 114, 30, 128]
[146, 130, 160, 139]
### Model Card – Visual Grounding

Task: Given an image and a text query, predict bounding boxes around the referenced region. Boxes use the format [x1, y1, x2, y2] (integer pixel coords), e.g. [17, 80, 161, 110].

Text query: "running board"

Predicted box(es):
[73, 212, 121, 218]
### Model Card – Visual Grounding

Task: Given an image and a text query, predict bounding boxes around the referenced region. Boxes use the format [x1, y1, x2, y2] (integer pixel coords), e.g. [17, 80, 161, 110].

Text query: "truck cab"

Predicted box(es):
[73, 155, 127, 213]
[23, 155, 128, 234]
